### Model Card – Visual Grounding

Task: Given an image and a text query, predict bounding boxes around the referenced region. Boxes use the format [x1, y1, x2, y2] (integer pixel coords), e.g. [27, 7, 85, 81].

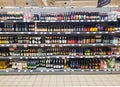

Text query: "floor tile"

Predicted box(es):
[2, 86, 10, 87]
[0, 75, 120, 87]
[79, 82, 89, 86]
[33, 85, 41, 87]
[10, 82, 19, 85]
[111, 81, 120, 86]
[87, 82, 97, 86]
[95, 81, 106, 86]
[24, 85, 33, 87]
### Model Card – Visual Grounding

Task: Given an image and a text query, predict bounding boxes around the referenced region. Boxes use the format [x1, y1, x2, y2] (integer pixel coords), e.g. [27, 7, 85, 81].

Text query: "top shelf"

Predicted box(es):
[0, 19, 118, 23]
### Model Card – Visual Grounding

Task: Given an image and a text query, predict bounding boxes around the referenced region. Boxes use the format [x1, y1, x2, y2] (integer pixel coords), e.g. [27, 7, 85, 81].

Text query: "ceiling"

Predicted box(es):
[0, 0, 119, 8]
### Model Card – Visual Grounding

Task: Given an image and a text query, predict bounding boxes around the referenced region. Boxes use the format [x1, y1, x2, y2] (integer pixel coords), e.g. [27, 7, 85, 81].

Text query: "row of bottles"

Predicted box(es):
[1, 47, 119, 57]
[0, 23, 117, 32]
[0, 35, 119, 44]
[0, 60, 9, 69]
[45, 35, 117, 44]
[37, 25, 116, 32]
[37, 12, 108, 21]
[0, 11, 117, 21]
[4, 58, 118, 70]
[0, 36, 42, 44]
[0, 23, 35, 32]
[0, 12, 23, 21]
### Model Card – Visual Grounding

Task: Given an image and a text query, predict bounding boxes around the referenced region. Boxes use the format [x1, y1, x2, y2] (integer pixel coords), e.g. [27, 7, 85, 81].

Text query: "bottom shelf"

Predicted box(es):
[0, 68, 119, 75]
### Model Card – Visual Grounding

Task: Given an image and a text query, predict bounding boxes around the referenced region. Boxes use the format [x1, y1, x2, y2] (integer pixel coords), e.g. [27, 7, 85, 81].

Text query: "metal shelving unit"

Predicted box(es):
[0, 7, 120, 74]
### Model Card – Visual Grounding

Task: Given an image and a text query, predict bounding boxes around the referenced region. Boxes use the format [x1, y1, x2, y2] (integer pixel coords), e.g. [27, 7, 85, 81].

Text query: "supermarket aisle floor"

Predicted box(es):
[0, 74, 120, 87]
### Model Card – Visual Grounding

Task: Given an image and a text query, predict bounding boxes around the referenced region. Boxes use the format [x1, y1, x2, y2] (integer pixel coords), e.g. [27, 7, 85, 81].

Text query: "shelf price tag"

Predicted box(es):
[61, 20, 64, 22]
[71, 44, 74, 46]
[30, 70, 33, 72]
[81, 20, 84, 22]
[93, 32, 96, 34]
[47, 70, 49, 72]
[97, 20, 100, 22]
[47, 44, 50, 46]
[108, 20, 111, 22]
[86, 32, 90, 34]
[96, 69, 99, 72]
[71, 69, 74, 72]
[99, 32, 102, 34]
[41, 70, 43, 72]
[24, 44, 28, 48]
[62, 56, 66, 59]
[13, 20, 16, 22]
[18, 70, 21, 72]
[40, 32, 43, 34]
[116, 56, 119, 57]
[87, 20, 90, 22]
[35, 44, 38, 46]
[105, 32, 108, 34]
[112, 69, 115, 71]
[6, 44, 10, 46]
[6, 32, 9, 34]
[77, 32, 80, 34]
[24, 70, 27, 72]
[1, 45, 4, 47]
[66, 32, 71, 34]
[28, 32, 31, 34]
[20, 57, 23, 59]
[21, 32, 24, 34]
[101, 44, 104, 46]
[81, 70, 84, 72]
[52, 44, 55, 47]
[112, 32, 115, 33]
[103, 56, 106, 58]
[25, 57, 28, 59]
[101, 20, 104, 22]
[56, 56, 59, 58]
[44, 32, 47, 34]
[52, 70, 54, 72]
[80, 56, 83, 58]
[57, 32, 60, 34]
[97, 56, 100, 58]
[13, 44, 16, 48]
[93, 44, 96, 46]
[41, 44, 44, 47]
[59, 44, 63, 47]
[49, 32, 52, 34]
[9, 57, 12, 59]
[6, 70, 9, 72]
[104, 69, 107, 71]
[90, 69, 93, 72]
[71, 20, 74, 22]
[35, 32, 38, 34]
[47, 56, 50, 58]
[64, 70, 66, 72]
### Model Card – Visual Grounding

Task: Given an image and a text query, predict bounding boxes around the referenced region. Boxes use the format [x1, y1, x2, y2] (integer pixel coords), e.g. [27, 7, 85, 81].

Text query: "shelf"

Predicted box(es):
[35, 20, 117, 23]
[0, 31, 119, 35]
[0, 55, 119, 59]
[0, 43, 118, 47]
[0, 19, 118, 23]
[0, 68, 118, 75]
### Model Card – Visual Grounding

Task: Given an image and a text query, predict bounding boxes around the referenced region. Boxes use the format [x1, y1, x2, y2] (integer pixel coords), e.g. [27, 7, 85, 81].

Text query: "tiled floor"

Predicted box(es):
[0, 75, 120, 87]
